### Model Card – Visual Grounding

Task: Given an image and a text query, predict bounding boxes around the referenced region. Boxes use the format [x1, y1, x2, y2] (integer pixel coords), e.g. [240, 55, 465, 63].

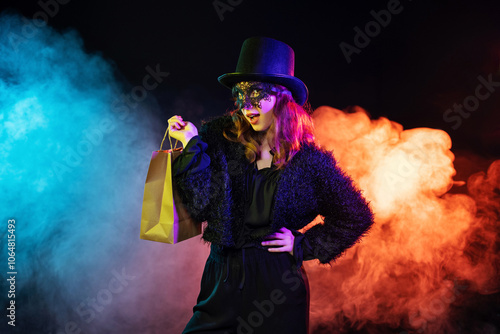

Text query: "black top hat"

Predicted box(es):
[218, 37, 308, 106]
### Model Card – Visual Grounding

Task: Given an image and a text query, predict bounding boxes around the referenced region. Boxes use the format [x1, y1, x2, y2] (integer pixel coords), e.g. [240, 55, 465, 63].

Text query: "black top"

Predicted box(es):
[237, 161, 282, 247]
[173, 136, 315, 264]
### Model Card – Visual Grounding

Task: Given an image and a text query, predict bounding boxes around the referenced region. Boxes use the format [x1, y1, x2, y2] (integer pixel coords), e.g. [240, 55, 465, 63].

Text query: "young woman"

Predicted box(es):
[168, 37, 374, 334]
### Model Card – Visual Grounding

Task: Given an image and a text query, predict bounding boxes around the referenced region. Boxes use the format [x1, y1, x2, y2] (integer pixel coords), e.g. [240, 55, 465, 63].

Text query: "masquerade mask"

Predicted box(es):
[232, 81, 280, 110]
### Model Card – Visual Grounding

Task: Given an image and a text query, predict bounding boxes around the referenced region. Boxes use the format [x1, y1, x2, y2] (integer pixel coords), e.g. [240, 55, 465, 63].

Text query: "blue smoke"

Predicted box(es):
[0, 12, 207, 334]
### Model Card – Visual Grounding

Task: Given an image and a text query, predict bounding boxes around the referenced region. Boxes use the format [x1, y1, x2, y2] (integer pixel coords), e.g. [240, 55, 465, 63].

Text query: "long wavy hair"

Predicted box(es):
[223, 85, 316, 169]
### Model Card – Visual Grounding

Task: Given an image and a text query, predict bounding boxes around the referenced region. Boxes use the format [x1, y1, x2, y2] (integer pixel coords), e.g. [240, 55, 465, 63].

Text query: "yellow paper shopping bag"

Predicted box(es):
[140, 129, 201, 244]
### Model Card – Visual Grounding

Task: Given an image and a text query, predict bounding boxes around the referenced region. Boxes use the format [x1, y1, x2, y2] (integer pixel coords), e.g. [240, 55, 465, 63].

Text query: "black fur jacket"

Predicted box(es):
[173, 115, 374, 264]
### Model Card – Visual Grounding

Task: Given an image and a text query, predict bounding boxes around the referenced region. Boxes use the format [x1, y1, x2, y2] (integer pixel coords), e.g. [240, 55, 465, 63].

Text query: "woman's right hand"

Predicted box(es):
[167, 115, 198, 147]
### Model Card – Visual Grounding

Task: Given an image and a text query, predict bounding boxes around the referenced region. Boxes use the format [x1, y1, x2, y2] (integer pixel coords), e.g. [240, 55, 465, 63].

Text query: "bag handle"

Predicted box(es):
[159, 127, 179, 151]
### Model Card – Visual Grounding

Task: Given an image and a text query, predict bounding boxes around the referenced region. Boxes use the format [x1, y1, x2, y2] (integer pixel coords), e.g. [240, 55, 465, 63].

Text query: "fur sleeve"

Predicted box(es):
[172, 126, 212, 222]
[303, 145, 374, 264]
[172, 115, 232, 223]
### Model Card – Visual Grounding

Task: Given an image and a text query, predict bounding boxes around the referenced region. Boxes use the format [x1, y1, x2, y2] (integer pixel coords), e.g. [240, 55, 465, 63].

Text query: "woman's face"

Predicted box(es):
[233, 81, 277, 132]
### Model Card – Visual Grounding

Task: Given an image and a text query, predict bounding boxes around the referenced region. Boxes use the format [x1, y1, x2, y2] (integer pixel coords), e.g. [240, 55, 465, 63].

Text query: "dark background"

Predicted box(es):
[1, 1, 499, 333]
[2, 0, 499, 164]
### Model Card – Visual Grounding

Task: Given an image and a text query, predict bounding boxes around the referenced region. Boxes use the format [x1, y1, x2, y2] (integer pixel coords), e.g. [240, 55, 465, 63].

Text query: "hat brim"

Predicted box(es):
[218, 73, 308, 106]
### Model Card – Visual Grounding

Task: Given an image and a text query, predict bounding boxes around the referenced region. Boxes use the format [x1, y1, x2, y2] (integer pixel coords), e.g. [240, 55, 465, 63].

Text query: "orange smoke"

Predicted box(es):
[307, 106, 499, 333]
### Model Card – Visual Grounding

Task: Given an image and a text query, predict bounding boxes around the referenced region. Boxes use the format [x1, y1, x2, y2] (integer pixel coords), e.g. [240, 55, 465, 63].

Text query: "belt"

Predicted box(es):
[212, 242, 266, 291]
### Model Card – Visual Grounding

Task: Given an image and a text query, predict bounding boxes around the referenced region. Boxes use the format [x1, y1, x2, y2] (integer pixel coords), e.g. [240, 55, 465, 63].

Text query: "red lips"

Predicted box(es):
[246, 113, 260, 125]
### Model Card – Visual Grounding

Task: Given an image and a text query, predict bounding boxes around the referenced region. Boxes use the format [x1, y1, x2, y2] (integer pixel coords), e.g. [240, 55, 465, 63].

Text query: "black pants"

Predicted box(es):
[183, 245, 310, 334]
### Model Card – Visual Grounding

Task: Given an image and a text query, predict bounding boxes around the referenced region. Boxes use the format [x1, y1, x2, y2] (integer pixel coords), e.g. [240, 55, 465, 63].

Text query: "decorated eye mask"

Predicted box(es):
[232, 81, 279, 110]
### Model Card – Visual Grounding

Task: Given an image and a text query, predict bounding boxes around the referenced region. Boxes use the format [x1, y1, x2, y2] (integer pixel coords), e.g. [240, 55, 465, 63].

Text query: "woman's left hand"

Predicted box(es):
[262, 227, 295, 256]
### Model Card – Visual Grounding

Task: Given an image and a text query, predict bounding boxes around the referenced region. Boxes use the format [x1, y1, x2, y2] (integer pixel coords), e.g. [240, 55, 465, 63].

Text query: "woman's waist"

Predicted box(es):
[209, 241, 271, 263]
